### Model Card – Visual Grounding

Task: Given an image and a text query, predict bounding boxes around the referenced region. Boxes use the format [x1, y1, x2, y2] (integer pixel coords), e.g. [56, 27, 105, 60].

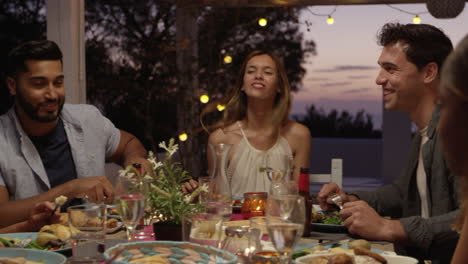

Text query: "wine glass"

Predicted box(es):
[264, 153, 295, 195]
[115, 175, 146, 241]
[265, 195, 305, 264]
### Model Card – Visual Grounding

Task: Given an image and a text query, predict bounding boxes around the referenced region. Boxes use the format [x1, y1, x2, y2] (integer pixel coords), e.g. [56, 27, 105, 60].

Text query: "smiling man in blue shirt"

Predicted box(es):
[0, 40, 148, 228]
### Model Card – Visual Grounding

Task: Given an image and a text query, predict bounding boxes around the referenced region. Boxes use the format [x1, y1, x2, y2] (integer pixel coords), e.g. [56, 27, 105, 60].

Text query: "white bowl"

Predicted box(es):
[295, 252, 418, 264]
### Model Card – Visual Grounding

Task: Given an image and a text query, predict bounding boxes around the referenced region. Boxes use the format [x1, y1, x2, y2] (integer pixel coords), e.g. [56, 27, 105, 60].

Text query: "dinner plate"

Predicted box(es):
[311, 210, 347, 233]
[311, 222, 348, 233]
[295, 252, 418, 264]
[0, 232, 71, 254]
[0, 248, 67, 263]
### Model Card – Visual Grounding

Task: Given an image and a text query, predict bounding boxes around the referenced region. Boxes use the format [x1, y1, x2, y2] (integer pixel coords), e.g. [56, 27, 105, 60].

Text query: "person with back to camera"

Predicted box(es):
[438, 34, 468, 264]
[317, 23, 458, 263]
[0, 40, 149, 228]
[184, 50, 311, 198]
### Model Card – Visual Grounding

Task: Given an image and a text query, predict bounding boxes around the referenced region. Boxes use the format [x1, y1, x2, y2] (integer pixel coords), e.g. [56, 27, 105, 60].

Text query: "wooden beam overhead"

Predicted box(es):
[176, 0, 459, 8]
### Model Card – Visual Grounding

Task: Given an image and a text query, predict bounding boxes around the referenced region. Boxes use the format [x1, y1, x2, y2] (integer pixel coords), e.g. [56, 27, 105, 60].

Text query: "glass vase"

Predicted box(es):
[205, 143, 233, 221]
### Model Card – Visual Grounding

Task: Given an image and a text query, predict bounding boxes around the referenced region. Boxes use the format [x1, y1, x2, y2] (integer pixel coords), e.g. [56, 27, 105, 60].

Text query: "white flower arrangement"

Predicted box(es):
[119, 138, 207, 225]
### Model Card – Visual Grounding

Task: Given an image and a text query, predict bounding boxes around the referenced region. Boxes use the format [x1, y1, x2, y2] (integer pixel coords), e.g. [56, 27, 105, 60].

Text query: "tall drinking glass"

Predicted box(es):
[264, 153, 295, 195]
[265, 195, 305, 264]
[115, 175, 146, 241]
[68, 204, 107, 263]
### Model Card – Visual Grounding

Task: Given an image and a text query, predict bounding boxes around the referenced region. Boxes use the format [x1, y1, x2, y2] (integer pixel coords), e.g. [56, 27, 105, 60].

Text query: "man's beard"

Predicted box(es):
[16, 89, 65, 123]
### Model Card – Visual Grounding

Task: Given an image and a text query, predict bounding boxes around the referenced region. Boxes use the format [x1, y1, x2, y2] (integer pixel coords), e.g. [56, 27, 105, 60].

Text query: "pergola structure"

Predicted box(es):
[46, 0, 465, 182]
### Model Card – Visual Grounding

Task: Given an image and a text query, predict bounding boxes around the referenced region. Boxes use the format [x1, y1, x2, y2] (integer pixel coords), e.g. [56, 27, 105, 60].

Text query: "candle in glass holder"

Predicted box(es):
[241, 192, 267, 219]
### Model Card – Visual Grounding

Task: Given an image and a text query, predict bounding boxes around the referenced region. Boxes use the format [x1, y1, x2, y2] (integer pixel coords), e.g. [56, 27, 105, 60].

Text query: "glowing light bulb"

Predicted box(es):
[223, 55, 232, 64]
[199, 94, 209, 104]
[413, 15, 421, 24]
[326, 16, 334, 25]
[258, 18, 268, 27]
[217, 104, 226, 111]
[179, 133, 188, 142]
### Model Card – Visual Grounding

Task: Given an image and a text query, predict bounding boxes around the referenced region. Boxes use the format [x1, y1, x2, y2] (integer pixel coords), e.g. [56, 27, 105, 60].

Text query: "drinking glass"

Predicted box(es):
[198, 176, 210, 204]
[68, 204, 107, 262]
[264, 153, 294, 195]
[134, 178, 155, 240]
[265, 195, 305, 264]
[115, 175, 146, 241]
[183, 211, 224, 248]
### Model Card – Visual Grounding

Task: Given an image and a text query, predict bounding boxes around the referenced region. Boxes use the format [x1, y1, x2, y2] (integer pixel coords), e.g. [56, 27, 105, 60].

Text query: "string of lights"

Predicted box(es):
[386, 4, 429, 24]
[178, 4, 432, 141]
[307, 6, 338, 25]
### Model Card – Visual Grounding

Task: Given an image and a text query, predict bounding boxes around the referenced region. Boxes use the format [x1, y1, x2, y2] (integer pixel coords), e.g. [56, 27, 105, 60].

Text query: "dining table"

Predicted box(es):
[94, 213, 395, 264]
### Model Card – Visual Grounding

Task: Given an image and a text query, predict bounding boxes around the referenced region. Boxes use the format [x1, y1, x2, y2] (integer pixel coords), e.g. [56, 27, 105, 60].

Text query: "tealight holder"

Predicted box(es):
[241, 192, 267, 219]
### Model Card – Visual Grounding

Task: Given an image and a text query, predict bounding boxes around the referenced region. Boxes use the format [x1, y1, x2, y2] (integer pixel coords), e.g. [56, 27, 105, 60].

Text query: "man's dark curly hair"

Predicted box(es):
[377, 23, 453, 72]
[6, 40, 62, 79]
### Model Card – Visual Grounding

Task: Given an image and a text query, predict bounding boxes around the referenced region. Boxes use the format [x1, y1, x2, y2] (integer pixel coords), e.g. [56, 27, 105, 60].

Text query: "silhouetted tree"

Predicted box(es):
[0, 0, 46, 114]
[84, 1, 316, 175]
[294, 104, 381, 138]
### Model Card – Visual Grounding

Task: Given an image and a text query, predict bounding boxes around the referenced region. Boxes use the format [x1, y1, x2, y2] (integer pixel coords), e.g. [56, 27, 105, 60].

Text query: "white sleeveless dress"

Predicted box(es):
[228, 122, 293, 198]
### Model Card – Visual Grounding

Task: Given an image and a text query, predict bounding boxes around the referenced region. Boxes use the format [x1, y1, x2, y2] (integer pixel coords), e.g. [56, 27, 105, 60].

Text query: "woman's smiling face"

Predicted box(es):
[242, 54, 279, 101]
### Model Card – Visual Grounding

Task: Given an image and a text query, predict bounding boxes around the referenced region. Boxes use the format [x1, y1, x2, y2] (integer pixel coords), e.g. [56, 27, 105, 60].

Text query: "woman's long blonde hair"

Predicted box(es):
[201, 50, 291, 132]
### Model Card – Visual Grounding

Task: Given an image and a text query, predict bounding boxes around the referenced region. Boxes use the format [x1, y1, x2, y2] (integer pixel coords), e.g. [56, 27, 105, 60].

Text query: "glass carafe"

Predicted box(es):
[206, 143, 233, 221]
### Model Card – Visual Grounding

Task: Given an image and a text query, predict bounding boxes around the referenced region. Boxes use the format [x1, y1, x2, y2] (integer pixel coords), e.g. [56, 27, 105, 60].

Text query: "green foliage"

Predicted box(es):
[141, 139, 206, 225]
[294, 104, 381, 138]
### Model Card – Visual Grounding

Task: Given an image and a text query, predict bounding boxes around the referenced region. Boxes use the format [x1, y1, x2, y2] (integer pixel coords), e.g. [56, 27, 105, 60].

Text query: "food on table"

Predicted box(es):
[354, 247, 387, 263]
[311, 211, 343, 225]
[329, 253, 353, 264]
[54, 195, 68, 206]
[251, 250, 281, 264]
[348, 239, 371, 250]
[108, 207, 120, 215]
[293, 240, 372, 260]
[0, 257, 43, 264]
[37, 224, 72, 247]
[301, 251, 386, 264]
[60, 212, 118, 228]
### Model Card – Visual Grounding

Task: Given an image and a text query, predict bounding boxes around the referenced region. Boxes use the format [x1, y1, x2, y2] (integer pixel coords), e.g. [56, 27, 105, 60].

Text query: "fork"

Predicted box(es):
[329, 193, 344, 210]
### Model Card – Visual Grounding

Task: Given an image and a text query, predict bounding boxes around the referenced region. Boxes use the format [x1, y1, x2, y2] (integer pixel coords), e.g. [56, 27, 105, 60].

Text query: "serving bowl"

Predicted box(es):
[104, 241, 238, 264]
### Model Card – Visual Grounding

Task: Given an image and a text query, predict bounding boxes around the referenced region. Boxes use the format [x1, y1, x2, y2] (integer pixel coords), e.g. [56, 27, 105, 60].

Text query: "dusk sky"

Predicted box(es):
[292, 3, 468, 129]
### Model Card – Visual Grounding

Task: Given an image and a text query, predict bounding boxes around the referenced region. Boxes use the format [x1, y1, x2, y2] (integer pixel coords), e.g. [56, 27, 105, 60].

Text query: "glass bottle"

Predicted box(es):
[298, 167, 312, 237]
[207, 143, 233, 221]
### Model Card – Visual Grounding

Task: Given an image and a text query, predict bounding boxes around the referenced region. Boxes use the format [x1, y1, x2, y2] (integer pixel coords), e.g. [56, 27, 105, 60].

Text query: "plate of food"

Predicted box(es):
[295, 247, 418, 264]
[0, 215, 123, 256]
[0, 248, 67, 264]
[311, 211, 347, 233]
[293, 239, 417, 264]
[0, 231, 71, 255]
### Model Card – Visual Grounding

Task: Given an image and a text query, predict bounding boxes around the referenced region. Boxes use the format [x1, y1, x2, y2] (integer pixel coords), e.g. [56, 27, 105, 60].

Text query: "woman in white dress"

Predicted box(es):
[195, 50, 311, 197]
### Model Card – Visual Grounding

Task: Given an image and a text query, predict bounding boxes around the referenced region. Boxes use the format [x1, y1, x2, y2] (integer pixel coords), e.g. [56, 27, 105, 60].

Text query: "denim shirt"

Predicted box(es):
[355, 105, 459, 264]
[0, 104, 120, 200]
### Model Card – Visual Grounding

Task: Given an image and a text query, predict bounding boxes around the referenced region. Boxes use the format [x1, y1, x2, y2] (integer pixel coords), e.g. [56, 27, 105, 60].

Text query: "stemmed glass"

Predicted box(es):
[265, 195, 305, 264]
[115, 175, 146, 241]
[264, 153, 296, 195]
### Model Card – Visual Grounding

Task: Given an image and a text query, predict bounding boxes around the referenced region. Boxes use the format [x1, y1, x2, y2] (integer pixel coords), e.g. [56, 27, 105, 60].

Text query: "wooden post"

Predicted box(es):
[176, 6, 202, 178]
[46, 0, 86, 104]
